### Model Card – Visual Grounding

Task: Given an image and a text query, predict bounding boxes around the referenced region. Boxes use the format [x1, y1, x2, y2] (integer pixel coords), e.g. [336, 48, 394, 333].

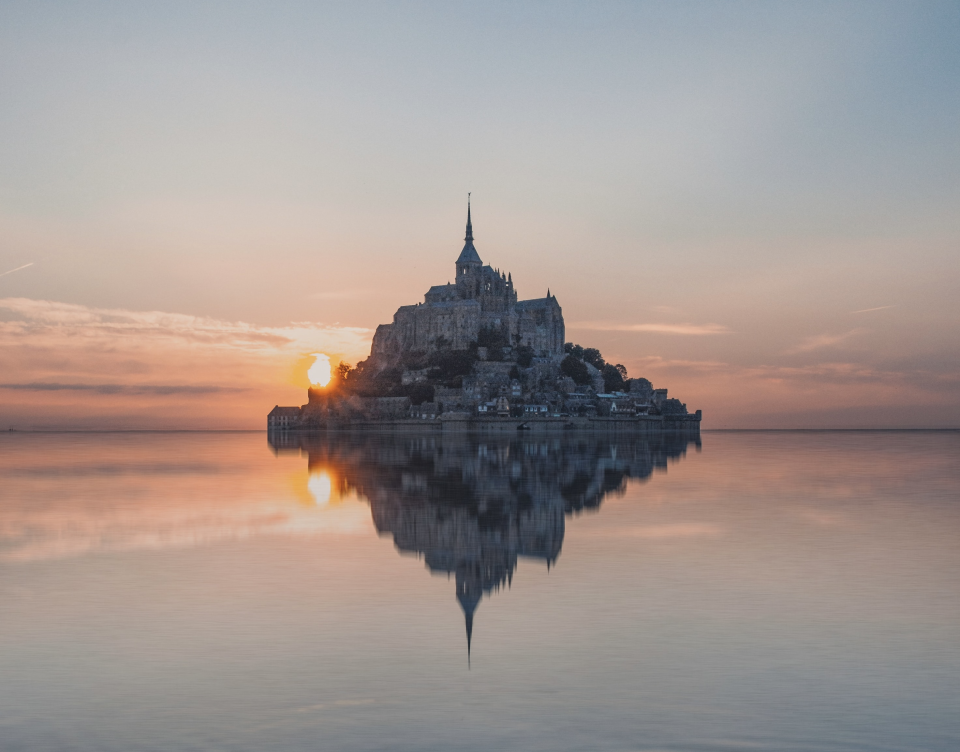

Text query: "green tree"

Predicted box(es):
[583, 348, 605, 370]
[436, 349, 477, 379]
[515, 345, 534, 367]
[561, 355, 591, 386]
[601, 363, 625, 393]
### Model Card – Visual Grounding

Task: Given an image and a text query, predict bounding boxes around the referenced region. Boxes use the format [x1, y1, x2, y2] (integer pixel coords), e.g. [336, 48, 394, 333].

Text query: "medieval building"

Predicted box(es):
[370, 201, 565, 362]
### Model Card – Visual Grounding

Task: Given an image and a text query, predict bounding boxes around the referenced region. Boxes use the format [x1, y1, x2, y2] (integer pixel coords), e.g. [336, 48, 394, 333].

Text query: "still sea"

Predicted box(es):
[0, 430, 958, 752]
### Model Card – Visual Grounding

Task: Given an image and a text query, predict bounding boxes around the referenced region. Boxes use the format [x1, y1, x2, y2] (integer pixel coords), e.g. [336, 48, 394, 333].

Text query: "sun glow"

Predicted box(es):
[308, 471, 333, 506]
[308, 353, 332, 387]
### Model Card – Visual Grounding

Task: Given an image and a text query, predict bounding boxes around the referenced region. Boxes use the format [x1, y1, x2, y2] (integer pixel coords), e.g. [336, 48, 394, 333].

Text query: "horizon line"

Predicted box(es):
[2, 427, 958, 434]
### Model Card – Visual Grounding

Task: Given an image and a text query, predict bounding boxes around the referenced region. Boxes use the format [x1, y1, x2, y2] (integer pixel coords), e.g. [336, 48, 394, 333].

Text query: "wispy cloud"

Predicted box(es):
[310, 289, 369, 301]
[0, 383, 246, 395]
[852, 305, 895, 314]
[785, 329, 864, 354]
[0, 262, 33, 278]
[571, 322, 732, 335]
[0, 297, 375, 428]
[634, 356, 730, 371]
[0, 297, 373, 354]
[626, 523, 723, 539]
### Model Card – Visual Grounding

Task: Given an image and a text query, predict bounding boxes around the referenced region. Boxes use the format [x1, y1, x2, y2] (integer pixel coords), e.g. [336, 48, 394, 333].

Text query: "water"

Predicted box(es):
[1, 430, 958, 752]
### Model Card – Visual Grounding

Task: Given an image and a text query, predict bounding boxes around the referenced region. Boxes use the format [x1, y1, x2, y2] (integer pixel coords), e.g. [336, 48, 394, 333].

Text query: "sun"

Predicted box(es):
[308, 353, 332, 387]
[307, 471, 333, 506]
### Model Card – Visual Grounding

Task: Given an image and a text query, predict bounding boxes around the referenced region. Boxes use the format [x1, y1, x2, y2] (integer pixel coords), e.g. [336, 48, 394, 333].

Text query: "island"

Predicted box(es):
[268, 200, 701, 435]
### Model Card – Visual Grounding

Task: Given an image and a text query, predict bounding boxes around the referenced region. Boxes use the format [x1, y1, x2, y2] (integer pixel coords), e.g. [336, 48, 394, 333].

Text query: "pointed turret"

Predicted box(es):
[456, 195, 482, 268]
[465, 195, 473, 243]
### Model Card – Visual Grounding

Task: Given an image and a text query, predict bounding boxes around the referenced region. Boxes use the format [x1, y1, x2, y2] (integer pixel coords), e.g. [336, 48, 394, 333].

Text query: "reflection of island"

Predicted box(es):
[270, 431, 699, 659]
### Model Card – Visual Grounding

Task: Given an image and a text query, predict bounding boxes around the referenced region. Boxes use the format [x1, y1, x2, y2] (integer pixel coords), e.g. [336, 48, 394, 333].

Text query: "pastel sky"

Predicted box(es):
[1, 1, 958, 429]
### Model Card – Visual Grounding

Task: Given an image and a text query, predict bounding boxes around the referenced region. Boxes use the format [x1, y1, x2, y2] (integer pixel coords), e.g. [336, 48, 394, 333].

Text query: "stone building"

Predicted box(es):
[371, 200, 565, 362]
[267, 405, 302, 429]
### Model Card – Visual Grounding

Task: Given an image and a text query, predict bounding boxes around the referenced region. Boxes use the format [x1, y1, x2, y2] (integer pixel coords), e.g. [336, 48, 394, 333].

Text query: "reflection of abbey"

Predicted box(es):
[269, 431, 699, 661]
[371, 199, 565, 360]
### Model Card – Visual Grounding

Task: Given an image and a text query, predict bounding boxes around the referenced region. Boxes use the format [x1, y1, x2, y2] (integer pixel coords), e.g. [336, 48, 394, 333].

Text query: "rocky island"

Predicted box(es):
[268, 201, 700, 434]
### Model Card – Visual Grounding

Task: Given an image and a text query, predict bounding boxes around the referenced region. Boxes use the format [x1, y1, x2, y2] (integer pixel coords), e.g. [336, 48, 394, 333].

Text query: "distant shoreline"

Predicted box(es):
[3, 427, 958, 434]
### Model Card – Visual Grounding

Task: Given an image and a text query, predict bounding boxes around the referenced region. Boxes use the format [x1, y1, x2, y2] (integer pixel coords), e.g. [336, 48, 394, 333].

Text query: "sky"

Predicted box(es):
[0, 1, 958, 429]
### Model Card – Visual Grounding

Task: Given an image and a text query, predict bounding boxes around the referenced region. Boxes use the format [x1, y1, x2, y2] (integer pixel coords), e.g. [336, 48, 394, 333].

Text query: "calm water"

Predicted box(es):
[0, 430, 958, 752]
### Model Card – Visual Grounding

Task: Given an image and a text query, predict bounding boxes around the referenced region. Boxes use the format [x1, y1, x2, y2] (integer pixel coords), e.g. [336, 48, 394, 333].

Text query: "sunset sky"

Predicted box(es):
[1, 1, 958, 429]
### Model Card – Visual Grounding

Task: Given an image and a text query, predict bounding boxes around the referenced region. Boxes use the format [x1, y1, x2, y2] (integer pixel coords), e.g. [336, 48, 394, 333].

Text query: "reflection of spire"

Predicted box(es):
[270, 432, 700, 668]
[465, 609, 473, 668]
[456, 564, 482, 668]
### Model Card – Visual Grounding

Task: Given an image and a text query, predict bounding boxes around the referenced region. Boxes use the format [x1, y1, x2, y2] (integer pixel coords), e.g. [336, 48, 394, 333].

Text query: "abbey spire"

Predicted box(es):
[465, 193, 473, 243]
[456, 194, 482, 267]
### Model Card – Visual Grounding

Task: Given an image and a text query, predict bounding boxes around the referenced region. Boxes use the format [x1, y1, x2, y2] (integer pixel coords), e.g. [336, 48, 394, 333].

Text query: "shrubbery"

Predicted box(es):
[561, 355, 591, 385]
[564, 342, 629, 392]
[601, 363, 625, 392]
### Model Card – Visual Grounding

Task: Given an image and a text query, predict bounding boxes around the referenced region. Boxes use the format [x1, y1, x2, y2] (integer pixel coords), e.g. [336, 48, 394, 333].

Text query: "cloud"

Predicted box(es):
[0, 383, 246, 395]
[570, 322, 732, 335]
[785, 329, 864, 354]
[586, 523, 723, 540]
[0, 297, 372, 354]
[852, 305, 895, 314]
[626, 523, 723, 539]
[0, 262, 33, 278]
[310, 289, 370, 300]
[634, 356, 730, 371]
[0, 297, 375, 428]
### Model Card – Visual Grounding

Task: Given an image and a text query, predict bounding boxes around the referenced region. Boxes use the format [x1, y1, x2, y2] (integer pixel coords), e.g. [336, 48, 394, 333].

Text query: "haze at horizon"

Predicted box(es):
[1, 1, 958, 429]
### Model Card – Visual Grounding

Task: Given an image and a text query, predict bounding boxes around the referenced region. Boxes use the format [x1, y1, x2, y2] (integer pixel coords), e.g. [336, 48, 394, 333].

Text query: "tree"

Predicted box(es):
[615, 363, 627, 379]
[477, 324, 509, 350]
[601, 363, 625, 393]
[436, 349, 476, 379]
[515, 345, 534, 368]
[404, 384, 435, 406]
[583, 348, 605, 370]
[561, 355, 591, 386]
[564, 342, 584, 360]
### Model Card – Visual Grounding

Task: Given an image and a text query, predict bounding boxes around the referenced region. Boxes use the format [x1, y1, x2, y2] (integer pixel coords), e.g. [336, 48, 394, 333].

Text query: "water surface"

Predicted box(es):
[1, 430, 958, 751]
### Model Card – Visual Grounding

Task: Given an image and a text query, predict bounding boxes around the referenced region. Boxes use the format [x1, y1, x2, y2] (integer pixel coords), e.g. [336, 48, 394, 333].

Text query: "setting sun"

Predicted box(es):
[307, 470, 333, 506]
[308, 353, 332, 387]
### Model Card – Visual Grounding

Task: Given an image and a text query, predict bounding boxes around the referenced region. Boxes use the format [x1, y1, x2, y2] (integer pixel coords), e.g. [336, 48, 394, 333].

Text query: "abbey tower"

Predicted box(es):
[370, 200, 565, 363]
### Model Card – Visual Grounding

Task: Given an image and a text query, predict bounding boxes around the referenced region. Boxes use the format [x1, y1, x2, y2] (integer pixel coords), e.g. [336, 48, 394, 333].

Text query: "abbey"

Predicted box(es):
[371, 201, 565, 362]
[267, 200, 701, 432]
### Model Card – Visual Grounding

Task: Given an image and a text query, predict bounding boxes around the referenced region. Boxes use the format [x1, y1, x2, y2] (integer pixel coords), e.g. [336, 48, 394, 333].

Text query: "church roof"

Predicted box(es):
[515, 295, 560, 309]
[268, 406, 301, 417]
[456, 197, 482, 265]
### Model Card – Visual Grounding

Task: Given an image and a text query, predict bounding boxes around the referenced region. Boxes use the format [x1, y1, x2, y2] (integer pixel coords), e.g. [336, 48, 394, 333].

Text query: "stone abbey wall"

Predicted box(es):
[371, 206, 565, 362]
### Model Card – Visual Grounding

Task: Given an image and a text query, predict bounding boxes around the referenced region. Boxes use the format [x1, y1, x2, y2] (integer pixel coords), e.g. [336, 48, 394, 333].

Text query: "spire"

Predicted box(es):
[456, 193, 482, 267]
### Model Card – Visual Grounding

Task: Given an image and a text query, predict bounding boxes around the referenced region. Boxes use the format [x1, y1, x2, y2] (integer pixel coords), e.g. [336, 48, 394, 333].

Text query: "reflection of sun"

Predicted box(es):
[308, 353, 332, 387]
[308, 471, 333, 506]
